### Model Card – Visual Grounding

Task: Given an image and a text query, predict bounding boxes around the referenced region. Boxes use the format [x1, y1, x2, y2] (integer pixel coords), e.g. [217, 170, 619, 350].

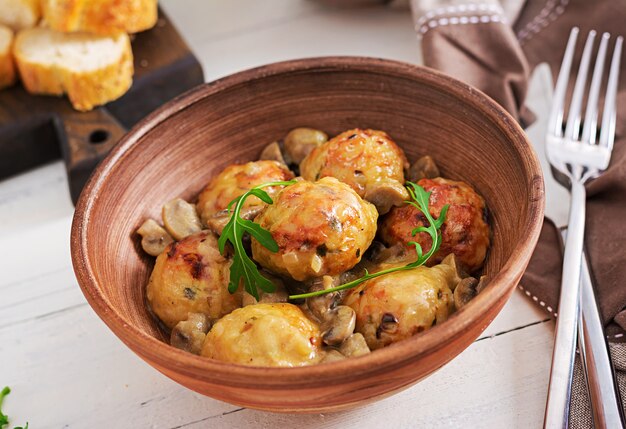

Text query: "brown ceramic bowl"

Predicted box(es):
[71, 57, 544, 413]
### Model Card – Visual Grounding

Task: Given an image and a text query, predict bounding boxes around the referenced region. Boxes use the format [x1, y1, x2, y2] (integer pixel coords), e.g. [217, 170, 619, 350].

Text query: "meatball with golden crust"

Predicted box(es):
[196, 160, 295, 225]
[252, 177, 378, 281]
[300, 129, 409, 213]
[379, 177, 490, 273]
[201, 303, 322, 367]
[343, 261, 460, 350]
[146, 230, 242, 329]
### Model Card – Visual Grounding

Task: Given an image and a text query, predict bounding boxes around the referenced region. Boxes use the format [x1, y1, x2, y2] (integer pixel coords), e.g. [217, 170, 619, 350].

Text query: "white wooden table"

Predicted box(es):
[0, 1, 566, 427]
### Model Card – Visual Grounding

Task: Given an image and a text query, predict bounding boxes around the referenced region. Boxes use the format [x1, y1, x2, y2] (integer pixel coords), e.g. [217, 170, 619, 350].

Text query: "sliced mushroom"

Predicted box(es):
[339, 333, 371, 358]
[259, 141, 287, 165]
[441, 253, 468, 289]
[454, 275, 488, 310]
[320, 349, 346, 364]
[170, 313, 211, 355]
[162, 198, 203, 240]
[205, 205, 264, 235]
[363, 180, 409, 215]
[242, 273, 289, 306]
[408, 155, 440, 182]
[365, 241, 408, 264]
[136, 219, 174, 256]
[321, 305, 356, 346]
[376, 312, 399, 339]
[284, 127, 328, 165]
[306, 275, 340, 322]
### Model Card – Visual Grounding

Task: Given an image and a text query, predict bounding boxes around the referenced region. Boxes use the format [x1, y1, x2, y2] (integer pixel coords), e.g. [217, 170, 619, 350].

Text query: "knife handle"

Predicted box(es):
[578, 251, 625, 428]
[561, 230, 625, 428]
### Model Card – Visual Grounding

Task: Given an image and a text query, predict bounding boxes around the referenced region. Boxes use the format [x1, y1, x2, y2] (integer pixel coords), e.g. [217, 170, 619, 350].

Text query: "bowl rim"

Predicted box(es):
[71, 56, 545, 387]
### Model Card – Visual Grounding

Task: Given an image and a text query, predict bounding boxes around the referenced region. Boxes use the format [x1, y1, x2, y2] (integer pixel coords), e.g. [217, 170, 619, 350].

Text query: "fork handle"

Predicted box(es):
[578, 251, 625, 428]
[544, 180, 586, 428]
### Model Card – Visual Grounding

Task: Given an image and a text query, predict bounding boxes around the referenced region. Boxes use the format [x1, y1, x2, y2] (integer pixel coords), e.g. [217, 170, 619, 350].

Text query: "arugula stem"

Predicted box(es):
[289, 263, 427, 299]
[288, 182, 448, 300]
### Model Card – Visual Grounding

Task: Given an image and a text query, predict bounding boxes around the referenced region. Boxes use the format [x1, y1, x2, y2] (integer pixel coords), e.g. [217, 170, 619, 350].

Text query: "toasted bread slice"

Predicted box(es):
[14, 27, 134, 111]
[0, 0, 40, 31]
[42, 0, 158, 35]
[0, 25, 16, 89]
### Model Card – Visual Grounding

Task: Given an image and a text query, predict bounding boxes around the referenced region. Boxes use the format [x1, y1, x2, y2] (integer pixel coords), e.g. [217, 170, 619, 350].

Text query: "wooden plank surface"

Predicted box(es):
[0, 1, 557, 427]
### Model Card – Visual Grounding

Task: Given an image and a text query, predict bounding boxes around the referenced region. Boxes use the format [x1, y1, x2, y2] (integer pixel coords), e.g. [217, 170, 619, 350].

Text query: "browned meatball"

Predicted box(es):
[196, 160, 295, 225]
[299, 129, 409, 213]
[252, 177, 378, 281]
[379, 177, 490, 273]
[146, 230, 241, 329]
[343, 260, 459, 350]
[201, 303, 322, 367]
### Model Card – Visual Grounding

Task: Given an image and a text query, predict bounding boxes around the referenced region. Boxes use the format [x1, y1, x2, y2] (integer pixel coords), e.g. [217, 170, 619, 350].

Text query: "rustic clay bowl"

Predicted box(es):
[71, 57, 544, 413]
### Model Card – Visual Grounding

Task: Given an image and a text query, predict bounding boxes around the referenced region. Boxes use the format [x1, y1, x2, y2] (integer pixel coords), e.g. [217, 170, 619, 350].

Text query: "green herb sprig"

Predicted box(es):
[288, 181, 448, 300]
[0, 386, 28, 429]
[218, 180, 297, 300]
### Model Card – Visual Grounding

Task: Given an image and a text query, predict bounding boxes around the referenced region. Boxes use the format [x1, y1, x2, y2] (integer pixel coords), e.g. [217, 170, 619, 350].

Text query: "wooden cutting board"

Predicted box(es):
[0, 9, 204, 204]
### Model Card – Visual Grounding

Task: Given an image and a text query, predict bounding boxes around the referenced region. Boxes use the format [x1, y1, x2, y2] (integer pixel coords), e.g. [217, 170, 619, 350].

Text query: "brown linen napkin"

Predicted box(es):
[412, 0, 534, 126]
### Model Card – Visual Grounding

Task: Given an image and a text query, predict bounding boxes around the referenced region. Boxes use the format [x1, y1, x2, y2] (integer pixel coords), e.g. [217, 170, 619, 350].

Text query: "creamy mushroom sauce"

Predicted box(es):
[136, 128, 491, 367]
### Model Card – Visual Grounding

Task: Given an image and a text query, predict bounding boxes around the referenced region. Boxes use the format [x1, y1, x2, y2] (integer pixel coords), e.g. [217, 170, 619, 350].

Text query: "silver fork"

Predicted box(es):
[544, 27, 623, 428]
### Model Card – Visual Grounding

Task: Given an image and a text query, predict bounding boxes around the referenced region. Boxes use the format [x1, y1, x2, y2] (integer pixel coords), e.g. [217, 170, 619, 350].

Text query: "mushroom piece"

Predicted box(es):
[339, 333, 371, 358]
[136, 219, 174, 257]
[205, 205, 264, 236]
[306, 275, 341, 322]
[162, 198, 203, 240]
[454, 275, 488, 310]
[440, 253, 468, 290]
[259, 141, 287, 165]
[408, 155, 440, 182]
[321, 305, 356, 346]
[170, 313, 211, 355]
[283, 127, 328, 165]
[241, 272, 289, 306]
[364, 241, 408, 265]
[320, 349, 346, 363]
[363, 180, 409, 215]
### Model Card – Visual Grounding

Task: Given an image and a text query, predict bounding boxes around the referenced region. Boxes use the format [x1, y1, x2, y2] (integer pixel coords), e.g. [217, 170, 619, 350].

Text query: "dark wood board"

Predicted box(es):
[0, 9, 204, 203]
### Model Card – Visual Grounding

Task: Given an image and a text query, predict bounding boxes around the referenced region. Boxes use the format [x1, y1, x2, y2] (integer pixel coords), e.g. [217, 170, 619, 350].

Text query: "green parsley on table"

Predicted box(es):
[0, 386, 28, 429]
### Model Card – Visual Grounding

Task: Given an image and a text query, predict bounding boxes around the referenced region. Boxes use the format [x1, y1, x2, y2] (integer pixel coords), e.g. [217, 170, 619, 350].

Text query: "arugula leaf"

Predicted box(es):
[288, 181, 449, 300]
[219, 180, 297, 300]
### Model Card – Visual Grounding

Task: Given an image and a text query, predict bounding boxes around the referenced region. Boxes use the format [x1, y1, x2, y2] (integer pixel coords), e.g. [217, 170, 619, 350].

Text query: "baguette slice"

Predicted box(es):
[0, 25, 16, 89]
[42, 0, 158, 35]
[0, 0, 40, 31]
[14, 27, 134, 111]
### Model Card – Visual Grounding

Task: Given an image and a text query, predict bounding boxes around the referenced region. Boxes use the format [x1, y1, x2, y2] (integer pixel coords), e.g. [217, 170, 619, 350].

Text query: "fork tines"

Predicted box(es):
[548, 28, 623, 173]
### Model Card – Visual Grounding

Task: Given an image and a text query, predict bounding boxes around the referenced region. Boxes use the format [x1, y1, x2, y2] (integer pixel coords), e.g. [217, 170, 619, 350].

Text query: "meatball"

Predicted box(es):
[379, 177, 490, 273]
[146, 231, 241, 329]
[201, 303, 322, 367]
[299, 129, 409, 213]
[196, 160, 295, 225]
[343, 261, 459, 350]
[252, 177, 378, 281]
